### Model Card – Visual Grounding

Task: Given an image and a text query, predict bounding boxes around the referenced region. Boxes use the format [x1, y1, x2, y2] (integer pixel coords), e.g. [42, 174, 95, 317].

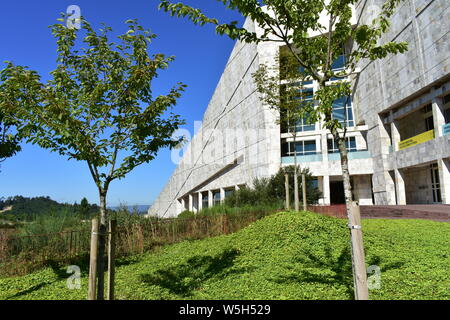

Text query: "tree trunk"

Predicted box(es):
[335, 131, 369, 300]
[293, 134, 300, 212]
[294, 162, 299, 212]
[336, 136, 353, 207]
[96, 191, 108, 300]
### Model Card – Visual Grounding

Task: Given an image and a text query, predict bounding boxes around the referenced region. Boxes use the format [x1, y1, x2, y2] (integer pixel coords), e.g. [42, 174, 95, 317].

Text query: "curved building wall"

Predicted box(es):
[148, 19, 281, 217]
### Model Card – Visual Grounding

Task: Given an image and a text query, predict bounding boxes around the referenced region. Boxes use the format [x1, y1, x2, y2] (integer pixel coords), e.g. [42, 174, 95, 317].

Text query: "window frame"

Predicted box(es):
[327, 136, 357, 153]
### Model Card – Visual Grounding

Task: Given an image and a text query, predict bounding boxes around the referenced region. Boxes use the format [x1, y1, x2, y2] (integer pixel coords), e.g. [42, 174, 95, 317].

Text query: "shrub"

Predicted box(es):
[224, 166, 321, 208]
[177, 210, 195, 219]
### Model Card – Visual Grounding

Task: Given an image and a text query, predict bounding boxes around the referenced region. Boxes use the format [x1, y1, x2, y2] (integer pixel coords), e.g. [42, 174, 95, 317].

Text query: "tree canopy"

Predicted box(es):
[0, 16, 186, 204]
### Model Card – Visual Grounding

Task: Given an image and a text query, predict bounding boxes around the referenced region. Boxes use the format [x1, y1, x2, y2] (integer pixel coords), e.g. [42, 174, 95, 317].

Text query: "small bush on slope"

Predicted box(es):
[0, 212, 448, 300]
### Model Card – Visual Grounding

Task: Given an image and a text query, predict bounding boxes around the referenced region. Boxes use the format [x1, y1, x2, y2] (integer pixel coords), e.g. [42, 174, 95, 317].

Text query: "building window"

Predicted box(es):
[312, 177, 318, 189]
[332, 96, 354, 127]
[430, 164, 442, 203]
[331, 54, 346, 71]
[425, 116, 434, 131]
[281, 139, 317, 157]
[327, 137, 357, 153]
[295, 115, 315, 132]
[282, 86, 315, 132]
[202, 192, 208, 209]
[213, 190, 221, 206]
[422, 104, 432, 113]
[224, 189, 234, 199]
[445, 108, 450, 124]
[444, 94, 450, 123]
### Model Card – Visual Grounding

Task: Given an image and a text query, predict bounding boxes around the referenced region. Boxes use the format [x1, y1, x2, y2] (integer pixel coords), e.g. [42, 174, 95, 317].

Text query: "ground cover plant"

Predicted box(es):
[0, 211, 448, 300]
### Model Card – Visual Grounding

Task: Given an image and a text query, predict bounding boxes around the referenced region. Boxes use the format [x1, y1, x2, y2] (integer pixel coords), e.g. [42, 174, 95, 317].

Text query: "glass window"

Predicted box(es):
[444, 108, 450, 124]
[304, 141, 316, 154]
[327, 137, 357, 153]
[312, 178, 318, 189]
[332, 96, 354, 127]
[425, 116, 434, 131]
[331, 54, 346, 71]
[295, 87, 315, 132]
[202, 193, 208, 209]
[213, 191, 221, 206]
[281, 139, 317, 157]
[224, 189, 234, 198]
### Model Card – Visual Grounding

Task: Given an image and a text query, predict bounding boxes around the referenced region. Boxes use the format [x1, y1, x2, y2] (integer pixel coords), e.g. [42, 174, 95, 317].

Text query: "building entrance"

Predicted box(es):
[330, 181, 345, 204]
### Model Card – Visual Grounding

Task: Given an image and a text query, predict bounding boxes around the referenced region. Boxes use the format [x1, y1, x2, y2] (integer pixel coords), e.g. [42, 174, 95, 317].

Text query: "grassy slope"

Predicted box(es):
[0, 211, 449, 300]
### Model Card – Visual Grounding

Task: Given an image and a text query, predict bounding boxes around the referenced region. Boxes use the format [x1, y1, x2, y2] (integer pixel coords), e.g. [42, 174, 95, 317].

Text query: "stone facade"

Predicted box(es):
[149, 0, 450, 217]
[354, 0, 450, 205]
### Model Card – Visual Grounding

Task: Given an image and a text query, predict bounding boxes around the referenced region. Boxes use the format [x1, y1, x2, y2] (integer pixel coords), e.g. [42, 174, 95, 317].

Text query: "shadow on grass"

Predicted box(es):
[5, 282, 51, 299]
[43, 252, 145, 280]
[270, 245, 404, 299]
[139, 248, 248, 297]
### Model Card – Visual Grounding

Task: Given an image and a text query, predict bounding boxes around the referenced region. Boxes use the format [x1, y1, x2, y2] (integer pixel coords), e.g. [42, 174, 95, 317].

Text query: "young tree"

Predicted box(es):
[0, 16, 186, 299]
[253, 51, 313, 211]
[158, 0, 408, 299]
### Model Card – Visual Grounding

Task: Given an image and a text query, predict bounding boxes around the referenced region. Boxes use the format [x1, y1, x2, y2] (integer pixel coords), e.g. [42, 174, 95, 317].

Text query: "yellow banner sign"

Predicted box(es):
[398, 129, 435, 150]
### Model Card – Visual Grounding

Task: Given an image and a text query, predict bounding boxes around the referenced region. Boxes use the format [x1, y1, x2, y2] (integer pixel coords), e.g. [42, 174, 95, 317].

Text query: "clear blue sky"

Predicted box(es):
[0, 0, 245, 206]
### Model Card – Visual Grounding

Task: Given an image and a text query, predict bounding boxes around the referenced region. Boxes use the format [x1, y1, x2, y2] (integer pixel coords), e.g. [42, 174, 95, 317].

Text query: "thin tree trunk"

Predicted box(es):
[335, 130, 369, 300]
[97, 191, 108, 300]
[294, 160, 299, 211]
[293, 134, 299, 212]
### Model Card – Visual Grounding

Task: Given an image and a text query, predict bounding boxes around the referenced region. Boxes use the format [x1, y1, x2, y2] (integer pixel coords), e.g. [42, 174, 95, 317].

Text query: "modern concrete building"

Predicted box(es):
[148, 0, 450, 217]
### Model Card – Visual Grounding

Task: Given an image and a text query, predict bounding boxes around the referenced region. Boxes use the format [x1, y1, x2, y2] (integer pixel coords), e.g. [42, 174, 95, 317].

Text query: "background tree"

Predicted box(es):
[158, 0, 408, 300]
[79, 197, 91, 219]
[0, 16, 186, 299]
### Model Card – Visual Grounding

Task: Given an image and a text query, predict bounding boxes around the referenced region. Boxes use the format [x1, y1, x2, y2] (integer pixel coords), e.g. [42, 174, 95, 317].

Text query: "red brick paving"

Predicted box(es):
[308, 204, 450, 222]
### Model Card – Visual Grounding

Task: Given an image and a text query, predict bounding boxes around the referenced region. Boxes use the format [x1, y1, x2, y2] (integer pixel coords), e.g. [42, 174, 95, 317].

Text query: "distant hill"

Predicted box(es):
[0, 196, 99, 221]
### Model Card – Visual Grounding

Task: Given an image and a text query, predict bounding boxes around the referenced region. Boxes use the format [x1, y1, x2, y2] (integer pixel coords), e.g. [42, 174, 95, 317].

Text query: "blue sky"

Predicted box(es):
[0, 0, 245, 206]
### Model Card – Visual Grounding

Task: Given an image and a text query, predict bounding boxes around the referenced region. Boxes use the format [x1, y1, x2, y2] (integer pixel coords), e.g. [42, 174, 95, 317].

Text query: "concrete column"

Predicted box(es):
[323, 175, 331, 205]
[391, 120, 401, 152]
[197, 193, 203, 212]
[235, 185, 239, 191]
[188, 194, 193, 212]
[181, 198, 186, 211]
[318, 176, 324, 204]
[384, 171, 397, 205]
[394, 169, 406, 205]
[220, 188, 226, 204]
[208, 190, 213, 208]
[432, 97, 445, 137]
[437, 158, 450, 204]
[354, 175, 374, 205]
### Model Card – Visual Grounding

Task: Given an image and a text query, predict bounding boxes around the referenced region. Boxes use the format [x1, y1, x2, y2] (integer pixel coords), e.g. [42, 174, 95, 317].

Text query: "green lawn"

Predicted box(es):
[0, 211, 449, 300]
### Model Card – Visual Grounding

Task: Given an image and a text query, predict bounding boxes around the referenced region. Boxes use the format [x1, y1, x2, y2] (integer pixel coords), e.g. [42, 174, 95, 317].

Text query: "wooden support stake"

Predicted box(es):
[348, 202, 369, 300]
[222, 215, 229, 234]
[285, 173, 290, 210]
[107, 220, 117, 300]
[302, 173, 307, 211]
[88, 218, 99, 300]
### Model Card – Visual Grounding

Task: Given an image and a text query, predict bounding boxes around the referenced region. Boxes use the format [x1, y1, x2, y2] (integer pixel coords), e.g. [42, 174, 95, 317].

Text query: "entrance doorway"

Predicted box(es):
[330, 181, 345, 204]
[430, 164, 442, 203]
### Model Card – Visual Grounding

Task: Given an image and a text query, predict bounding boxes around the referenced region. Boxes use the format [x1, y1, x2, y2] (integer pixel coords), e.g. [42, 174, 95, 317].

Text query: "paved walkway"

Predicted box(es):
[308, 204, 450, 222]
[360, 204, 450, 222]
